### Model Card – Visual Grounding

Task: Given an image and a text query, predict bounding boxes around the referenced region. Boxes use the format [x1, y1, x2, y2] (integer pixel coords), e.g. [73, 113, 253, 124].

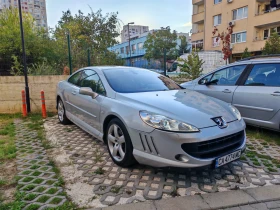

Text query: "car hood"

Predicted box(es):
[117, 89, 237, 129]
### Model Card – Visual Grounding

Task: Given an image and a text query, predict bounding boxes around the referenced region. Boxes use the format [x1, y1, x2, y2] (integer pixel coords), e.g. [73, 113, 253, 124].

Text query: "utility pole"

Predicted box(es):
[127, 22, 134, 66]
[18, 0, 31, 112]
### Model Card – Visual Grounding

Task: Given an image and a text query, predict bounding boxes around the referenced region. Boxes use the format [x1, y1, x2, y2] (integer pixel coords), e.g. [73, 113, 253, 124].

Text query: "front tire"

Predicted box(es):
[105, 118, 136, 167]
[57, 99, 71, 125]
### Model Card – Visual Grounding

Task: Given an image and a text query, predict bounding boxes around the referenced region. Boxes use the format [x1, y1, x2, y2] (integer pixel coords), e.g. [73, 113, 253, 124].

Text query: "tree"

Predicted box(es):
[212, 24, 234, 62]
[143, 27, 178, 63]
[178, 36, 189, 55]
[0, 8, 67, 75]
[262, 32, 280, 55]
[177, 51, 205, 80]
[54, 9, 123, 68]
[241, 47, 251, 59]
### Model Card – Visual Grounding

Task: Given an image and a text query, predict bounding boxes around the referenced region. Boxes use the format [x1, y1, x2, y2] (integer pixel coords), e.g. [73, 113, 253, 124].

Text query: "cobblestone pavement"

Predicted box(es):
[223, 200, 280, 210]
[44, 117, 280, 207]
[15, 119, 67, 210]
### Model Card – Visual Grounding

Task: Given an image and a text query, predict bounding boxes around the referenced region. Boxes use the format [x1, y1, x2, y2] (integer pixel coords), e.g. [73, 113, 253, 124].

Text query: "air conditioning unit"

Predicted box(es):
[227, 0, 233, 3]
[228, 21, 235, 26]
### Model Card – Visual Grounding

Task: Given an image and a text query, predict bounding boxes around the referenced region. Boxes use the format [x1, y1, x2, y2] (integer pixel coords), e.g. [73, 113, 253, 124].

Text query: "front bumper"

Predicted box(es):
[129, 119, 246, 168]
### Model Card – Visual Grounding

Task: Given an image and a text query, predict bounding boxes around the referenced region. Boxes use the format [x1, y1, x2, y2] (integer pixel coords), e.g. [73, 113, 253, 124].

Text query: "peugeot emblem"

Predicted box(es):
[212, 117, 228, 129]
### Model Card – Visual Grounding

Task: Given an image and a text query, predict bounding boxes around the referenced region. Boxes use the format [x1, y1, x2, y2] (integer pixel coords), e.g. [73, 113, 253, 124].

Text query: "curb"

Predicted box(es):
[97, 185, 280, 210]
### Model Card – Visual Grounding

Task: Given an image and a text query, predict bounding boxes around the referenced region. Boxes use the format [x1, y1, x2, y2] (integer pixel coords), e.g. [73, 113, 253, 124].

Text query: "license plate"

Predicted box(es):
[215, 150, 241, 168]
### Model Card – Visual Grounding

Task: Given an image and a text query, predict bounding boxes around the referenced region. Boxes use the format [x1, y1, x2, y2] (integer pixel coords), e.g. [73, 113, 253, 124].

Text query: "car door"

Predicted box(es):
[232, 63, 280, 122]
[64, 71, 83, 116]
[194, 65, 247, 103]
[74, 69, 107, 133]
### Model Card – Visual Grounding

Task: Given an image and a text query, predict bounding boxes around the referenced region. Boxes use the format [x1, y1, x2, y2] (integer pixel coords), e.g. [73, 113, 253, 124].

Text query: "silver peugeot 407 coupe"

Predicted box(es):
[56, 66, 246, 168]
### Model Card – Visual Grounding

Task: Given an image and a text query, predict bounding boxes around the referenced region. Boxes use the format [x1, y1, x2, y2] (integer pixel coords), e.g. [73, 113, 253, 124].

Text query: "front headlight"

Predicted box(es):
[139, 111, 199, 132]
[229, 105, 241, 121]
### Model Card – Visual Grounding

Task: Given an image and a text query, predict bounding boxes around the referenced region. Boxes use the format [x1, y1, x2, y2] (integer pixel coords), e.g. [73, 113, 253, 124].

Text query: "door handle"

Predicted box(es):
[222, 89, 232, 93]
[271, 91, 280, 96]
[71, 91, 76, 95]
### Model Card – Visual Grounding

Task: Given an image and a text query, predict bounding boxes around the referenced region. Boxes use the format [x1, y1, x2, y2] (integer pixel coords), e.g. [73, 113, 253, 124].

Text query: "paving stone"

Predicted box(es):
[239, 205, 255, 210]
[14, 120, 67, 209]
[250, 203, 269, 210]
[201, 190, 255, 209]
[245, 185, 280, 202]
[265, 201, 280, 209]
[154, 195, 210, 210]
[43, 117, 280, 207]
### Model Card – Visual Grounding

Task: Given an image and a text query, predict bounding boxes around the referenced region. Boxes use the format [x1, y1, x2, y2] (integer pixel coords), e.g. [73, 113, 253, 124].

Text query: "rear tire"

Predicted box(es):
[105, 118, 136, 167]
[57, 99, 71, 125]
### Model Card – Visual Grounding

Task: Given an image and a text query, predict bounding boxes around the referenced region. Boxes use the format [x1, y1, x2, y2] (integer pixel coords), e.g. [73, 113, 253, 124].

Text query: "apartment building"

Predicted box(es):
[0, 0, 47, 29]
[192, 0, 280, 60]
[121, 25, 149, 43]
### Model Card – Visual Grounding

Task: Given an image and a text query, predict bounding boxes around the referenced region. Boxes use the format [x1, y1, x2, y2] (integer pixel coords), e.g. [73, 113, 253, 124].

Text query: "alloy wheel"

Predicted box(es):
[107, 124, 126, 162]
[58, 101, 64, 122]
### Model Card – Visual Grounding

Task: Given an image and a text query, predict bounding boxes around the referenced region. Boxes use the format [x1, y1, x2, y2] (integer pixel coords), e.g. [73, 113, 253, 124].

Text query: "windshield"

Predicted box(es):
[103, 68, 182, 93]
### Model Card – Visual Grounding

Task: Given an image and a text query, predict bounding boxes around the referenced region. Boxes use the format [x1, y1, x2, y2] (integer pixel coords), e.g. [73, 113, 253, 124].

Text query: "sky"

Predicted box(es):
[46, 0, 193, 35]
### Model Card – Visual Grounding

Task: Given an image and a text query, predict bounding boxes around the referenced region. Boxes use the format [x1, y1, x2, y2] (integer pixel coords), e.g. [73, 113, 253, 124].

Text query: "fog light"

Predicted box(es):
[175, 155, 189, 163]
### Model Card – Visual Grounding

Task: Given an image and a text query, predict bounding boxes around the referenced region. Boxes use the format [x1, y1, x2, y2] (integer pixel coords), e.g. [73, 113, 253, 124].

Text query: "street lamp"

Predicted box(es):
[18, 0, 31, 112]
[127, 22, 134, 66]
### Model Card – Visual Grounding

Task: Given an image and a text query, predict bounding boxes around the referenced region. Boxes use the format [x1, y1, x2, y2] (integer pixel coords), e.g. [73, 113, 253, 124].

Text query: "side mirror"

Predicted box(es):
[79, 87, 99, 99]
[200, 79, 207, 85]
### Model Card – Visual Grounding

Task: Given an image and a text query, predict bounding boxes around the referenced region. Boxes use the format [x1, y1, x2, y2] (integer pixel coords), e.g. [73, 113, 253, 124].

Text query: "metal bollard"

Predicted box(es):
[41, 90, 47, 118]
[21, 90, 27, 117]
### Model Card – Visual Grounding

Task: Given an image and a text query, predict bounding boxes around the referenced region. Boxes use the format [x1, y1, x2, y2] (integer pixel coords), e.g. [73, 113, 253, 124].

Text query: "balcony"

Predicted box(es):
[255, 8, 280, 27]
[192, 0, 204, 5]
[191, 30, 204, 41]
[192, 11, 204, 24]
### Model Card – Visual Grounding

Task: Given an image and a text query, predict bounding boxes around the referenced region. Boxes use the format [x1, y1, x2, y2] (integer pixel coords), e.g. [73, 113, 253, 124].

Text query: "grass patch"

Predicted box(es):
[22, 184, 36, 191]
[33, 178, 44, 184]
[54, 177, 65, 187]
[49, 197, 63, 204]
[24, 193, 38, 201]
[46, 188, 58, 195]
[110, 186, 122, 194]
[30, 165, 40, 170]
[94, 167, 105, 175]
[31, 171, 42, 176]
[25, 203, 41, 210]
[21, 177, 34, 183]
[0, 179, 8, 186]
[0, 191, 25, 210]
[37, 195, 50, 203]
[0, 118, 17, 160]
[35, 186, 46, 193]
[246, 126, 280, 145]
[267, 167, 278, 172]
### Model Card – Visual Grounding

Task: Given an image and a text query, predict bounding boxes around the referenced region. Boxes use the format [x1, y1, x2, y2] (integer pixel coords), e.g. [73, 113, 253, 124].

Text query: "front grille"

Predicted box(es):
[181, 131, 245, 159]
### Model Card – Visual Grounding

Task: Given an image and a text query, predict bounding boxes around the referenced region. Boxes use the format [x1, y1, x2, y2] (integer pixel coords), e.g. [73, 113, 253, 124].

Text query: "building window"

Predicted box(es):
[138, 42, 143, 49]
[264, 29, 269, 40]
[125, 46, 129, 54]
[213, 14, 222, 26]
[212, 37, 220, 47]
[131, 44, 136, 53]
[231, 32, 247, 43]
[120, 47, 124, 53]
[233, 6, 248, 20]
[214, 0, 222, 4]
[263, 27, 280, 40]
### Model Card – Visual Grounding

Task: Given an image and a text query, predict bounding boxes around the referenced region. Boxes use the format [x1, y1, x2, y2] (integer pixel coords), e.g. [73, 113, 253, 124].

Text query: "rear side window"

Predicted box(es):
[68, 71, 82, 86]
[199, 65, 246, 85]
[245, 64, 280, 86]
[78, 70, 106, 95]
